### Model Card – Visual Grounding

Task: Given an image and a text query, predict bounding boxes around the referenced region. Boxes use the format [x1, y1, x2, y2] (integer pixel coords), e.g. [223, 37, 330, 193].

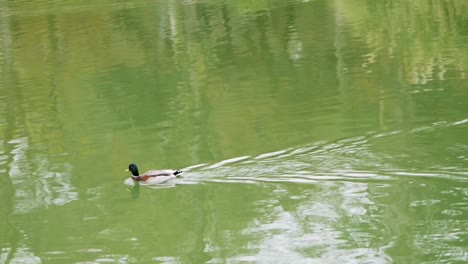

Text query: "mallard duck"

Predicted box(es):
[126, 163, 183, 184]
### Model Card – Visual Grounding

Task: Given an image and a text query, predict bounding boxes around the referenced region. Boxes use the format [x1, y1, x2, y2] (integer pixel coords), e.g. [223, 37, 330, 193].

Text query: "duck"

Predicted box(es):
[126, 163, 183, 184]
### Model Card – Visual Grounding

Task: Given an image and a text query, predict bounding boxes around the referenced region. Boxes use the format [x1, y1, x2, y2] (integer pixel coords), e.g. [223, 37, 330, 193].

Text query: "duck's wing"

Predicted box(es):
[144, 175, 176, 184]
[144, 169, 177, 177]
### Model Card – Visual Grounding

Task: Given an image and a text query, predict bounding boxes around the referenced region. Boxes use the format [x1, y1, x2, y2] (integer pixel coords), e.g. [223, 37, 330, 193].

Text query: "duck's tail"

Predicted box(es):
[173, 170, 183, 176]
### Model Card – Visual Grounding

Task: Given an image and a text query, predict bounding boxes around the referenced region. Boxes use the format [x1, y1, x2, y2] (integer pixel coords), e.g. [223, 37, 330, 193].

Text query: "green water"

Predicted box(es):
[1, 0, 468, 263]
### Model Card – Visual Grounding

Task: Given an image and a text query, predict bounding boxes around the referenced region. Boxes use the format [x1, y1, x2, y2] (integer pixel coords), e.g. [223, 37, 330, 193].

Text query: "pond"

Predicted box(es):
[0, 0, 468, 263]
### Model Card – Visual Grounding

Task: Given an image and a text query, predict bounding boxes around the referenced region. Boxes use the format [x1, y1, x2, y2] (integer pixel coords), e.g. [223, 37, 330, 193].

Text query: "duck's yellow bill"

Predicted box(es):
[125, 169, 129, 172]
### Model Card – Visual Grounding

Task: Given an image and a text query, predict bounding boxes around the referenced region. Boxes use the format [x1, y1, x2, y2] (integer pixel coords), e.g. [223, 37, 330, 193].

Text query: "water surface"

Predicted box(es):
[1, 0, 468, 263]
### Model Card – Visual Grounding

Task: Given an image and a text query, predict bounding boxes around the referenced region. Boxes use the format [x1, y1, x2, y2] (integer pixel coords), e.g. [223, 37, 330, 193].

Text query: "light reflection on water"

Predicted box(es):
[1, 0, 468, 263]
[6, 137, 77, 214]
[117, 118, 468, 263]
[4, 120, 468, 263]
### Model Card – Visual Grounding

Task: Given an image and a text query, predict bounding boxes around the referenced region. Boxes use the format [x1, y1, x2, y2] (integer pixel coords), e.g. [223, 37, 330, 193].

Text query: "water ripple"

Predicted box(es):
[179, 117, 468, 185]
[6, 137, 78, 214]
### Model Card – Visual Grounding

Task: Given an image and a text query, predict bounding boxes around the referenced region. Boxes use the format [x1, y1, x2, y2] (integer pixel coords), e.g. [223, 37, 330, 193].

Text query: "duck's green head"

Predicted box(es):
[127, 163, 139, 176]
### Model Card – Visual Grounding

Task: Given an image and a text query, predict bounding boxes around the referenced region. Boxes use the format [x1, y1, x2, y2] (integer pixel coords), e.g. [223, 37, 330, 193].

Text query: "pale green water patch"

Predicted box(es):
[1, 0, 468, 263]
